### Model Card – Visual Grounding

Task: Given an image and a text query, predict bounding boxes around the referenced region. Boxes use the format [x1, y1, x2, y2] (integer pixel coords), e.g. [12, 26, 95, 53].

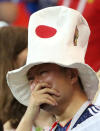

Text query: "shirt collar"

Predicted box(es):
[50, 101, 91, 131]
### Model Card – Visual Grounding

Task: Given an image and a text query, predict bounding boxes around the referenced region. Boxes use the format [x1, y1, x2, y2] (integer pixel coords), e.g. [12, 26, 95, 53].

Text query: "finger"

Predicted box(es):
[40, 98, 57, 106]
[39, 88, 60, 97]
[34, 83, 51, 91]
[43, 94, 57, 105]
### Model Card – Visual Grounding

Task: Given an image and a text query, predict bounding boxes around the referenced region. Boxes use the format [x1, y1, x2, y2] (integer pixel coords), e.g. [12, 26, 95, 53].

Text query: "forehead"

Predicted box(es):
[27, 63, 60, 75]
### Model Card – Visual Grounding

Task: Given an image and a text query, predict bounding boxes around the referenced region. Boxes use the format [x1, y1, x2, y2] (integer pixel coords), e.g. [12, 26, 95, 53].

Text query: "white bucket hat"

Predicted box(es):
[7, 6, 99, 106]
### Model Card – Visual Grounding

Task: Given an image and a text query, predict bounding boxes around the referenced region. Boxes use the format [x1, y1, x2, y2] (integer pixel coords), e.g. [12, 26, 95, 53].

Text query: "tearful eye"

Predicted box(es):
[28, 76, 34, 81]
[28, 79, 34, 86]
[27, 76, 34, 85]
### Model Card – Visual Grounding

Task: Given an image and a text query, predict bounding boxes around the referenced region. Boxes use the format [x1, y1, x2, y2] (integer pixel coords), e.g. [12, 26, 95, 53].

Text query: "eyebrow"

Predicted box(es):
[27, 68, 34, 80]
[27, 63, 51, 78]
[27, 65, 45, 79]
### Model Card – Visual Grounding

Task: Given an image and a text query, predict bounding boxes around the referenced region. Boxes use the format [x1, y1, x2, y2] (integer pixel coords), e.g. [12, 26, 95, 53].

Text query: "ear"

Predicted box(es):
[65, 68, 78, 85]
[71, 69, 78, 85]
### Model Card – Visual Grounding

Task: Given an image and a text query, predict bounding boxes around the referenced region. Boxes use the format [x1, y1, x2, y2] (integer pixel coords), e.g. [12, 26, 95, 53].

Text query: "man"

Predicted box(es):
[7, 6, 100, 131]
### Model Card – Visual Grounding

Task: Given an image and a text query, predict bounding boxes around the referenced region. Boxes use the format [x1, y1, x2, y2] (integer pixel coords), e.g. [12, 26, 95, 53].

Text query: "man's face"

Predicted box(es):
[27, 63, 75, 113]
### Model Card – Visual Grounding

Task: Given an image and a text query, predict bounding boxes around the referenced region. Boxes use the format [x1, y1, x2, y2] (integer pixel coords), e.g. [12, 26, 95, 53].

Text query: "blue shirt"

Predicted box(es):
[51, 104, 100, 131]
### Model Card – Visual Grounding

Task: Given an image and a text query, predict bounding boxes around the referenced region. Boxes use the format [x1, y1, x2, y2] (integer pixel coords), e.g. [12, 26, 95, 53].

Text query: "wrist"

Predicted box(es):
[25, 105, 40, 122]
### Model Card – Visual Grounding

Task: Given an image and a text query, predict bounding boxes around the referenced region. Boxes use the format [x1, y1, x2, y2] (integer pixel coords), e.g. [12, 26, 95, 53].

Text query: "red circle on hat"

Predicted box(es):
[35, 25, 57, 38]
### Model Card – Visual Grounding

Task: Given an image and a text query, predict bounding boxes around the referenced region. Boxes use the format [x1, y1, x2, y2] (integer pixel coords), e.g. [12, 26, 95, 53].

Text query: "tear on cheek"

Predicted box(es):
[30, 85, 34, 91]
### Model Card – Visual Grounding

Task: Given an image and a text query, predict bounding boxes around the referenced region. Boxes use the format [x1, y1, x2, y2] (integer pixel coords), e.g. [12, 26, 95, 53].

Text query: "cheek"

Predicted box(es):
[41, 74, 56, 87]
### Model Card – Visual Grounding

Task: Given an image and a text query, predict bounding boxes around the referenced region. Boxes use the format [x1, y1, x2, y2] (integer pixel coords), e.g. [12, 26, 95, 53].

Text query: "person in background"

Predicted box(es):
[38, 0, 57, 9]
[0, 26, 28, 131]
[0, 0, 57, 28]
[0, 2, 18, 24]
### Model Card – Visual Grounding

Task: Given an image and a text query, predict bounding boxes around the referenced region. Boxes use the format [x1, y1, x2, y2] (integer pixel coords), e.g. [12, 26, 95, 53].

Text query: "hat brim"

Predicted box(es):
[7, 61, 99, 106]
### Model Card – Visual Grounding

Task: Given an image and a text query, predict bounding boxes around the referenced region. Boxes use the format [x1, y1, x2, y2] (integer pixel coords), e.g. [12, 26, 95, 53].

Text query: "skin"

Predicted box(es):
[0, 2, 18, 24]
[27, 64, 75, 114]
[16, 63, 88, 131]
[15, 48, 28, 68]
